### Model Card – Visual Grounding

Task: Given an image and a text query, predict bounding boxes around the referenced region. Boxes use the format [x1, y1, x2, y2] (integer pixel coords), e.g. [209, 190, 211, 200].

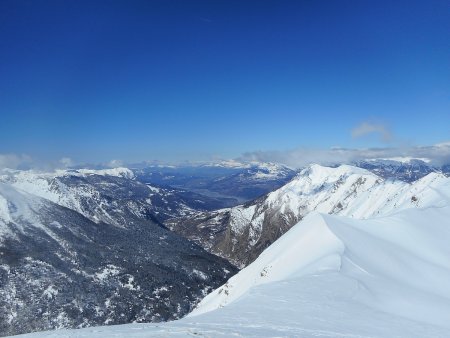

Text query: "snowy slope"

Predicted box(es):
[193, 207, 450, 318]
[0, 182, 236, 336]
[261, 164, 447, 219]
[13, 178, 450, 337]
[169, 164, 449, 267]
[0, 168, 141, 225]
[0, 167, 227, 227]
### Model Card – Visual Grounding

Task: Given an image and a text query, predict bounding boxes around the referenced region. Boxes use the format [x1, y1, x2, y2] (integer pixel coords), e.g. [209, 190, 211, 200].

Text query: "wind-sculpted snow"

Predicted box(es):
[168, 164, 450, 267]
[193, 208, 450, 320]
[13, 184, 450, 337]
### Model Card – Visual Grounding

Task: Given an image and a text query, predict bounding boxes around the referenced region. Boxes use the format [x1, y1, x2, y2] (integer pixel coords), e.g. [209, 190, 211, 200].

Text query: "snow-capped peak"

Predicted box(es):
[202, 163, 450, 268]
[364, 157, 431, 164]
[266, 164, 448, 219]
[299, 163, 374, 183]
[191, 184, 450, 334]
[63, 167, 135, 179]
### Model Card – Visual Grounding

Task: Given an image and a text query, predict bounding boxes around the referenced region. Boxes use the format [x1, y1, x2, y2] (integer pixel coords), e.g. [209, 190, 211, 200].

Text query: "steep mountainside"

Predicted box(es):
[0, 174, 237, 336]
[15, 179, 450, 337]
[189, 201, 450, 337]
[168, 164, 449, 267]
[0, 168, 229, 224]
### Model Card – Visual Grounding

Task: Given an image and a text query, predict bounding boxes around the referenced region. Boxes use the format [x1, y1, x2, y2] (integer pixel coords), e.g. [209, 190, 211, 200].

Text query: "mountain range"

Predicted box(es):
[0, 168, 237, 336]
[1, 158, 449, 336]
[11, 159, 450, 338]
[167, 162, 449, 267]
[132, 161, 297, 205]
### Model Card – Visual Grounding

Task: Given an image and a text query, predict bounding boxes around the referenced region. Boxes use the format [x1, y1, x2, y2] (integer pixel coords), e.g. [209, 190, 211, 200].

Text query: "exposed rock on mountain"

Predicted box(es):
[168, 164, 448, 267]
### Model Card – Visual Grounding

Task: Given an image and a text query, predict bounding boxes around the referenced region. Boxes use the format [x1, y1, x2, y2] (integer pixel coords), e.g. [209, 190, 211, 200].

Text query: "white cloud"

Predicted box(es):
[0, 155, 127, 171]
[106, 159, 124, 168]
[0, 154, 77, 171]
[238, 142, 450, 168]
[351, 122, 392, 142]
[0, 154, 33, 170]
[59, 157, 74, 168]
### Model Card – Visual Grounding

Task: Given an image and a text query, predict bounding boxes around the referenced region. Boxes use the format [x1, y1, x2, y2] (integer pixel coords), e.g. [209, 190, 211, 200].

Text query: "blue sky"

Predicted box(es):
[0, 0, 449, 164]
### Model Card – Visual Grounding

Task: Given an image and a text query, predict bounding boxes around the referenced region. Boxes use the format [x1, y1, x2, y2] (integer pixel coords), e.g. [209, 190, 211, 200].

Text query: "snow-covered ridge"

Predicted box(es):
[196, 160, 294, 180]
[5, 164, 450, 337]
[0, 167, 161, 227]
[14, 186, 450, 337]
[191, 191, 450, 333]
[184, 160, 293, 171]
[269, 164, 447, 217]
[192, 167, 450, 317]
[0, 167, 135, 189]
[201, 159, 252, 169]
[1, 166, 134, 178]
[188, 163, 450, 268]
[68, 167, 135, 179]
[368, 157, 431, 163]
[231, 164, 448, 236]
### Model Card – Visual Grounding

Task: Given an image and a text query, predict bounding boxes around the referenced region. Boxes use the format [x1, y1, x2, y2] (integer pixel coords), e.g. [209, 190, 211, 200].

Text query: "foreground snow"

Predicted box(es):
[13, 180, 450, 337]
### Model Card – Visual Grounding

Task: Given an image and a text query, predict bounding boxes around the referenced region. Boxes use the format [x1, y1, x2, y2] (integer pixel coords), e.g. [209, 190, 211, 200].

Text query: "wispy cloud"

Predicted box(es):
[0, 154, 33, 170]
[106, 159, 124, 168]
[199, 17, 213, 23]
[239, 142, 450, 168]
[0, 155, 77, 171]
[59, 157, 74, 168]
[2, 142, 450, 171]
[351, 122, 392, 142]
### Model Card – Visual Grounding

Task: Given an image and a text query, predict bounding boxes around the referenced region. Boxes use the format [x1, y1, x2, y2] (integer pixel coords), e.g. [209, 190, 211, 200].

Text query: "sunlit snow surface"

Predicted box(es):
[13, 175, 450, 337]
[4, 168, 450, 338]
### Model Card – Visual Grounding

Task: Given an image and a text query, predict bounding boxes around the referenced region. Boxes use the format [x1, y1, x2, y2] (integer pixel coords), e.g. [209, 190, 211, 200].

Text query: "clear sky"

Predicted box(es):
[0, 0, 449, 164]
